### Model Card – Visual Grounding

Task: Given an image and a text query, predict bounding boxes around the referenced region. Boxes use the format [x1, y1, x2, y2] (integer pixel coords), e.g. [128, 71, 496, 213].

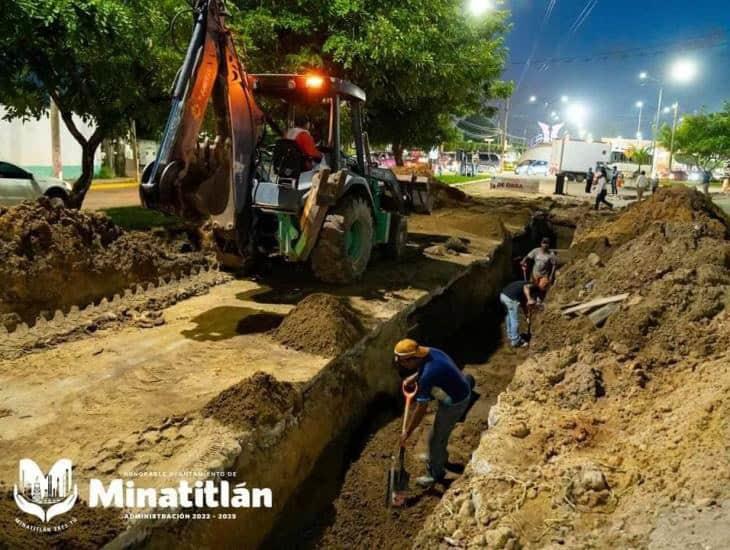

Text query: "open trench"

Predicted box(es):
[136, 212, 574, 549]
[258, 219, 573, 549]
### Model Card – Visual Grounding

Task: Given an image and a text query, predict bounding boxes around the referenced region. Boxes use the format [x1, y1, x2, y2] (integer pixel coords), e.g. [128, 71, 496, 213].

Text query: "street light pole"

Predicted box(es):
[501, 96, 510, 173]
[650, 86, 663, 178]
[635, 102, 643, 138]
[669, 103, 679, 171]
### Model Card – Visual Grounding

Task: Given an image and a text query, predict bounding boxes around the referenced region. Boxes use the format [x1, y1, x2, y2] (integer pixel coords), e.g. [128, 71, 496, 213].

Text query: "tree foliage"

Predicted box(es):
[0, 0, 178, 206]
[625, 146, 652, 171]
[658, 104, 730, 170]
[230, 0, 511, 158]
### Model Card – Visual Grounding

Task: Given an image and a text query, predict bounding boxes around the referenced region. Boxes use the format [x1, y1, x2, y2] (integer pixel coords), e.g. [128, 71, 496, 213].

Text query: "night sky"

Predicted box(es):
[503, 0, 730, 141]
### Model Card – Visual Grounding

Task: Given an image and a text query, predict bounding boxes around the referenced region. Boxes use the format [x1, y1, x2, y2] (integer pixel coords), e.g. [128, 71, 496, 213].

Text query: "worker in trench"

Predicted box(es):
[394, 339, 475, 488]
[521, 236, 557, 285]
[500, 277, 549, 348]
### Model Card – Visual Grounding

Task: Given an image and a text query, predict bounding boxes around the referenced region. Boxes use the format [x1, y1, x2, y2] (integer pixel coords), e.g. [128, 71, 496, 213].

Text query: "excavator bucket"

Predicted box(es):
[140, 0, 261, 256]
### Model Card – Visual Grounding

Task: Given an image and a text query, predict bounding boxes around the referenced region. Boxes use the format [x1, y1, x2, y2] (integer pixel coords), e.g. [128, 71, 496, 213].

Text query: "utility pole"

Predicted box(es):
[50, 100, 62, 179]
[501, 97, 511, 173]
[650, 86, 664, 178]
[131, 120, 141, 183]
[668, 103, 679, 172]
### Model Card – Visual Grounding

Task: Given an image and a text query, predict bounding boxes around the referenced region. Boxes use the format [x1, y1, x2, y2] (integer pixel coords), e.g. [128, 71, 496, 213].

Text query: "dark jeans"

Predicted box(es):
[610, 178, 618, 194]
[595, 189, 613, 210]
[428, 394, 471, 480]
[584, 178, 593, 193]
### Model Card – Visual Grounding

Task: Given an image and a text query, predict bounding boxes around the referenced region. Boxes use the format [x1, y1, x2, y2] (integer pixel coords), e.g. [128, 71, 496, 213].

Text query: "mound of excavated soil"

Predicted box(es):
[0, 492, 126, 549]
[416, 186, 730, 549]
[572, 186, 729, 258]
[202, 372, 301, 430]
[536, 187, 730, 360]
[0, 199, 208, 328]
[272, 293, 365, 357]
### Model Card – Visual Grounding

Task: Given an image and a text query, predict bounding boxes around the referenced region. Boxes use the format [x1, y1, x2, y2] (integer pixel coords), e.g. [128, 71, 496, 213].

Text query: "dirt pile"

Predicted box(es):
[271, 293, 365, 356]
[0, 199, 208, 328]
[202, 372, 301, 430]
[416, 186, 730, 549]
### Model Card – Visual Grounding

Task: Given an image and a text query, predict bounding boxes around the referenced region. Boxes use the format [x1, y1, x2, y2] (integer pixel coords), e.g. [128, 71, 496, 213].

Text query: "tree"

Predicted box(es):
[625, 146, 652, 172]
[230, 0, 510, 164]
[0, 0, 177, 207]
[658, 105, 730, 171]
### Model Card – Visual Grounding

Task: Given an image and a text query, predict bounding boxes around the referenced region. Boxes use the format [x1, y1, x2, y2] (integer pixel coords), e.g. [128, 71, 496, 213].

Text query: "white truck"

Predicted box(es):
[550, 139, 611, 182]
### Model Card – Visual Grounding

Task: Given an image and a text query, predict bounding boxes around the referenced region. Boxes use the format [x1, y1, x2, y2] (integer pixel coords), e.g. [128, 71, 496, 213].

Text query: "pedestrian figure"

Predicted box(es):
[635, 170, 648, 201]
[594, 167, 613, 210]
[610, 166, 619, 195]
[584, 167, 594, 194]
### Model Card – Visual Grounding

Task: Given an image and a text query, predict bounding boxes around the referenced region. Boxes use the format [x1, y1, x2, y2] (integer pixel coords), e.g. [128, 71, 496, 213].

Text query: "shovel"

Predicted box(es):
[386, 380, 418, 508]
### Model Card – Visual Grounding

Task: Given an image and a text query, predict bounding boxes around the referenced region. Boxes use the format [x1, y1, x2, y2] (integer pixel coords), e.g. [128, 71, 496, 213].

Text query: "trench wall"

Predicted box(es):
[118, 228, 533, 549]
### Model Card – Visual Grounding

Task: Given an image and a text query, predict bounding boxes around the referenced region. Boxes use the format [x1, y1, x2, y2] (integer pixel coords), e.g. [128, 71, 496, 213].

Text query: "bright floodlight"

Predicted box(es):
[663, 107, 671, 114]
[468, 0, 493, 16]
[565, 102, 588, 126]
[635, 101, 643, 108]
[670, 59, 697, 83]
[561, 95, 569, 103]
[636, 132, 643, 140]
[639, 71, 648, 80]
[529, 95, 537, 103]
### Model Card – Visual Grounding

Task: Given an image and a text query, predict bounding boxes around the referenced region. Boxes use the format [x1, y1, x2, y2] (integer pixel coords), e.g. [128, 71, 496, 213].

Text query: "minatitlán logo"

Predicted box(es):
[13, 458, 78, 523]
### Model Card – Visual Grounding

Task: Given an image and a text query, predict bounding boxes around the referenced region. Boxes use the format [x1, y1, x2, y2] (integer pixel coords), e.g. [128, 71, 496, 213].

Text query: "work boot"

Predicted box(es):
[415, 475, 436, 488]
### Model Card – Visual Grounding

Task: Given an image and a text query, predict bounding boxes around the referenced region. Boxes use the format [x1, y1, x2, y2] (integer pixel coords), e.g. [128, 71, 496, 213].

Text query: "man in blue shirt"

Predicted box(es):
[394, 339, 473, 487]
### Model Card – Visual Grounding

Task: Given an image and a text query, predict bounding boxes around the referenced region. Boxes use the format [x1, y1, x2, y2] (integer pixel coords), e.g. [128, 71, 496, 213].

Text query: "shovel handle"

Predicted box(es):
[401, 380, 418, 436]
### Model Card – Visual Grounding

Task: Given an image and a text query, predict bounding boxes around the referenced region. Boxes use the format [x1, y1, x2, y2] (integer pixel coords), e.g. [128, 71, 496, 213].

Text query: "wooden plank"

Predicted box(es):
[561, 293, 630, 316]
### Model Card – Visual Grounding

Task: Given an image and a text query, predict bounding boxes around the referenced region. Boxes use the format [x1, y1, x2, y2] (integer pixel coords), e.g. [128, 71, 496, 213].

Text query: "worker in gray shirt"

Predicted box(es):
[521, 237, 557, 284]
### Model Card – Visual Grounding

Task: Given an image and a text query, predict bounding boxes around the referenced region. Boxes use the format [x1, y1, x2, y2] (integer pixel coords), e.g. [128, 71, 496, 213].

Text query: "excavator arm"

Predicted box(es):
[141, 0, 261, 255]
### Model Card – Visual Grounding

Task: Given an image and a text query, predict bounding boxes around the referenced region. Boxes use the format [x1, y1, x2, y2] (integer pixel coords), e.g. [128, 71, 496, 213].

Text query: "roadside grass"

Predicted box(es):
[103, 206, 183, 230]
[437, 174, 490, 185]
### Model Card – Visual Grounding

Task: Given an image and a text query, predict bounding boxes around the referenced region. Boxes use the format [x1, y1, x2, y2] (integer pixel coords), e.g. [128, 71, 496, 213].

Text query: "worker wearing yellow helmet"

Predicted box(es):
[393, 338, 474, 488]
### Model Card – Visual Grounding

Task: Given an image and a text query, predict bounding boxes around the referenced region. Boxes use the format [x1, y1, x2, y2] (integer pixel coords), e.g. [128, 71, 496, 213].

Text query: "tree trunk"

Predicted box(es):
[68, 138, 102, 209]
[393, 144, 404, 167]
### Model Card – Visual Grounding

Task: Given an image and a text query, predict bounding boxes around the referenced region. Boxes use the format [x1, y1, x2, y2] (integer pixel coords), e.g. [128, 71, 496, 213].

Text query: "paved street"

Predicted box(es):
[81, 180, 139, 211]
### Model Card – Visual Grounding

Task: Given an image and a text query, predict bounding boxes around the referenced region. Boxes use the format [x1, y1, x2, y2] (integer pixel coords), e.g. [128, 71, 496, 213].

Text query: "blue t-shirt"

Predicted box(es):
[416, 348, 471, 405]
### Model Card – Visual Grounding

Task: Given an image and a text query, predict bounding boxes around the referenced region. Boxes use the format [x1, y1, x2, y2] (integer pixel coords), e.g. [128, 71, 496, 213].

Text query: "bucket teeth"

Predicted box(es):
[124, 288, 133, 298]
[34, 316, 48, 329]
[147, 282, 155, 291]
[53, 310, 64, 322]
[136, 284, 145, 295]
[70, 305, 80, 315]
[15, 322, 29, 335]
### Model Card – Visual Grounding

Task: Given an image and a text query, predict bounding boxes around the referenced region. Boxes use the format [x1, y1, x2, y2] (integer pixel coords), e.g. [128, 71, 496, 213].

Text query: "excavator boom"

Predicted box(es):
[141, 0, 261, 254]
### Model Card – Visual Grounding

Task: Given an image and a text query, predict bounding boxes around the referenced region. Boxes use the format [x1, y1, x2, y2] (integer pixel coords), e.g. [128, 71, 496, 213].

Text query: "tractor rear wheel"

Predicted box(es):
[311, 195, 374, 283]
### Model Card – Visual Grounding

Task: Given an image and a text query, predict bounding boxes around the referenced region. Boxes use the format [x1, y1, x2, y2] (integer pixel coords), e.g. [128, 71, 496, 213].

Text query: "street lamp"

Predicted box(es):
[639, 61, 696, 178]
[667, 102, 680, 171]
[635, 101, 644, 139]
[468, 0, 494, 16]
[671, 59, 698, 83]
[560, 95, 569, 103]
[529, 95, 537, 103]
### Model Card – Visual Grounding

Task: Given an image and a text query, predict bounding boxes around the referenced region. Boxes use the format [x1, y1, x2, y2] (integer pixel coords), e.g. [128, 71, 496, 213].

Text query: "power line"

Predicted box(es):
[511, 29, 728, 66]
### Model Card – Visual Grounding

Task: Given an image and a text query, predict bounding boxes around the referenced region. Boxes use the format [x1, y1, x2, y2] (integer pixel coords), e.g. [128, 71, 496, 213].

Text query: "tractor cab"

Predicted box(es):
[247, 73, 379, 213]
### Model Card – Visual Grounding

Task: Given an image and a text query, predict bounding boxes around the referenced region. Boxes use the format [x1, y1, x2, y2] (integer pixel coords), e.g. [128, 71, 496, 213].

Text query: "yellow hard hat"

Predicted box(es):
[394, 338, 429, 358]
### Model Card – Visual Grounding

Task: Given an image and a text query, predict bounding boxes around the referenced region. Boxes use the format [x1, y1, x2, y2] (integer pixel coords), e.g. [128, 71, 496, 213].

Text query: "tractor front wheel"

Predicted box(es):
[311, 195, 374, 283]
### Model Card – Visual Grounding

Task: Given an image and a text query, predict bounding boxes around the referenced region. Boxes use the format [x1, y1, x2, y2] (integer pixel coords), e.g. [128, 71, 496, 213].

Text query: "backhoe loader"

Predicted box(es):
[141, 0, 430, 283]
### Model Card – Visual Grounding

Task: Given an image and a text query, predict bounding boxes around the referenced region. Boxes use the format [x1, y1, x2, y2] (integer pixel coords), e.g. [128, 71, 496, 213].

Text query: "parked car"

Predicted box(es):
[527, 160, 549, 176]
[0, 161, 72, 206]
[514, 160, 532, 175]
[477, 152, 500, 173]
[667, 170, 688, 181]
